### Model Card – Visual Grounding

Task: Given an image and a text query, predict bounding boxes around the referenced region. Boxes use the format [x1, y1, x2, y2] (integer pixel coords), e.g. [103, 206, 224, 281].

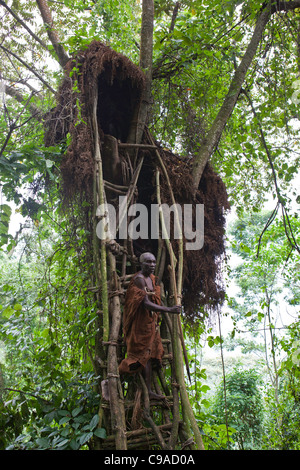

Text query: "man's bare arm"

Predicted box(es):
[133, 275, 180, 315]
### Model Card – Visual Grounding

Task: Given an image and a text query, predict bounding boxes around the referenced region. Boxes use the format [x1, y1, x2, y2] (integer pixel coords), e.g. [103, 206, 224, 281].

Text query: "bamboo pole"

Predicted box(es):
[155, 168, 177, 268]
[118, 142, 157, 149]
[150, 135, 189, 382]
[92, 150, 104, 361]
[147, 129, 184, 300]
[106, 252, 127, 450]
[92, 93, 109, 343]
[155, 167, 205, 450]
[105, 422, 176, 447]
[155, 168, 190, 381]
[115, 155, 144, 237]
[138, 373, 168, 450]
[167, 320, 181, 450]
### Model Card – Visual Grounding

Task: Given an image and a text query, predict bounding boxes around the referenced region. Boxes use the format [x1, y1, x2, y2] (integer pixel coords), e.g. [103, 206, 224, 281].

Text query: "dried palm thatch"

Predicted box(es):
[45, 40, 145, 198]
[136, 146, 230, 321]
[45, 40, 230, 322]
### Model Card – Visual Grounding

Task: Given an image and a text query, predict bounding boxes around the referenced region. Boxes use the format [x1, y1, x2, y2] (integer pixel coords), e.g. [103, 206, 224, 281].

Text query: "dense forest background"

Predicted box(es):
[0, 0, 300, 450]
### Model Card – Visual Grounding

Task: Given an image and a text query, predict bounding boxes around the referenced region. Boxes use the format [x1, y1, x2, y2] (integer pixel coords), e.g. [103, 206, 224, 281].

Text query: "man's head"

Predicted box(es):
[140, 252, 156, 276]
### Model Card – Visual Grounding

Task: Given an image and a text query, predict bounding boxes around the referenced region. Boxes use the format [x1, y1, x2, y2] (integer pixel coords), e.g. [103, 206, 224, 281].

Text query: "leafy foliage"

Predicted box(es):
[227, 211, 299, 340]
[210, 368, 264, 449]
[263, 321, 300, 450]
[0, 204, 104, 450]
[218, 211, 300, 449]
[1, 0, 300, 450]
[1, 370, 105, 450]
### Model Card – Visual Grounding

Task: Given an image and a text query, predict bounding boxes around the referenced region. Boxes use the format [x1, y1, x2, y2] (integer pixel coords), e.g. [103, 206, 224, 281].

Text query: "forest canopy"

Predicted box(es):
[0, 0, 299, 451]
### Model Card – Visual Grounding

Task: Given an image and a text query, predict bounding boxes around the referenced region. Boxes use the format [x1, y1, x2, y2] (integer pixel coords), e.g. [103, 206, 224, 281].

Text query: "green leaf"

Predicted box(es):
[73, 415, 86, 423]
[60, 427, 70, 437]
[56, 438, 69, 448]
[2, 306, 14, 318]
[59, 416, 70, 425]
[257, 312, 264, 321]
[201, 399, 210, 408]
[13, 304, 23, 311]
[79, 432, 93, 447]
[94, 428, 106, 439]
[0, 204, 12, 217]
[36, 437, 50, 449]
[72, 406, 83, 417]
[89, 414, 99, 430]
[70, 439, 80, 450]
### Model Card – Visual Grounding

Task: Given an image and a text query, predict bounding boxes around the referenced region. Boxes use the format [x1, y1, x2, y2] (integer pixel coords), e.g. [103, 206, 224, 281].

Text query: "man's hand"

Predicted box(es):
[167, 305, 181, 314]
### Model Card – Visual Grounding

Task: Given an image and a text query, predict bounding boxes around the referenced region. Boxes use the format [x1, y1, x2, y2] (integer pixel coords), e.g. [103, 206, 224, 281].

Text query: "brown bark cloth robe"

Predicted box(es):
[119, 273, 164, 375]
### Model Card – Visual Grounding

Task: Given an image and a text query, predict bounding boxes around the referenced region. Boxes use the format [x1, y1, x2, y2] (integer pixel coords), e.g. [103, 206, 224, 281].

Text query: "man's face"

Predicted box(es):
[141, 254, 156, 276]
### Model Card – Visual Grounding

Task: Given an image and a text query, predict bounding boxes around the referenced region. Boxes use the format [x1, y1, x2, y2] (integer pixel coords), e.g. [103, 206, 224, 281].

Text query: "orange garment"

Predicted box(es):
[118, 273, 164, 375]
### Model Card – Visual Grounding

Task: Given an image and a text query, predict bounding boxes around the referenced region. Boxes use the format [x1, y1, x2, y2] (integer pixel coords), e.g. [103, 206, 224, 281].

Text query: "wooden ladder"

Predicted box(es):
[97, 262, 191, 450]
[92, 132, 203, 450]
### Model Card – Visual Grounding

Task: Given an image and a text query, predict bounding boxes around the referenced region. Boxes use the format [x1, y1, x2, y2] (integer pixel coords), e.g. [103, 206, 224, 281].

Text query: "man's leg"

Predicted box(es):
[143, 361, 165, 399]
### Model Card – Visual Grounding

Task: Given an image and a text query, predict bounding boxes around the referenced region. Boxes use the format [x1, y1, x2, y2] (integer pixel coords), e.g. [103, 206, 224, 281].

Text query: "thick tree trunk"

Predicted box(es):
[127, 0, 154, 145]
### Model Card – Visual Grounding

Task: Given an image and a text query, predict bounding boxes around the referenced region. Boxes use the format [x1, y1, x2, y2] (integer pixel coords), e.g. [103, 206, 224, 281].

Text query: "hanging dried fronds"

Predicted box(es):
[45, 41, 145, 200]
[45, 40, 230, 321]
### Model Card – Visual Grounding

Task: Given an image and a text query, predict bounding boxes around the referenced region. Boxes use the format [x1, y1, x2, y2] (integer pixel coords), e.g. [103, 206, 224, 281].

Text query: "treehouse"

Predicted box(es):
[45, 41, 229, 450]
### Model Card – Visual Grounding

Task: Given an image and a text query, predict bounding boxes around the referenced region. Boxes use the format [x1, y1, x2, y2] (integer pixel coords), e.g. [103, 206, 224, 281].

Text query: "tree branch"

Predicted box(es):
[3, 388, 51, 404]
[0, 0, 49, 51]
[4, 85, 43, 121]
[169, 2, 181, 33]
[273, 0, 300, 13]
[36, 0, 69, 67]
[4, 76, 42, 97]
[191, 0, 300, 190]
[191, 7, 271, 190]
[0, 44, 55, 93]
[0, 111, 38, 157]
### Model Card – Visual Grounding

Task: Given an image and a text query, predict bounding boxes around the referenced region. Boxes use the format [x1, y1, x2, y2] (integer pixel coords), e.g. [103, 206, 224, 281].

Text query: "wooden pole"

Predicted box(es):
[92, 92, 109, 343]
[107, 252, 127, 450]
[155, 167, 205, 450]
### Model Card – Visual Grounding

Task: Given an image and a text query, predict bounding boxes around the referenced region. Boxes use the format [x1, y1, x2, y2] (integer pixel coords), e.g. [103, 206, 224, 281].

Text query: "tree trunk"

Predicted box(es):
[191, 6, 271, 190]
[36, 0, 69, 67]
[191, 0, 300, 191]
[127, 0, 154, 146]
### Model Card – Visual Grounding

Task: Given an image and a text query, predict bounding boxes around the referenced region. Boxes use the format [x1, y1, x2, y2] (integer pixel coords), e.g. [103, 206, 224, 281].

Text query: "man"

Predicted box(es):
[119, 252, 181, 399]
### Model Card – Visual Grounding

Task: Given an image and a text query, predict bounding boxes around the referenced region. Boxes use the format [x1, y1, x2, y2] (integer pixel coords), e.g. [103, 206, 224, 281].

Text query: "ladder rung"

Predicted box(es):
[118, 143, 157, 149]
